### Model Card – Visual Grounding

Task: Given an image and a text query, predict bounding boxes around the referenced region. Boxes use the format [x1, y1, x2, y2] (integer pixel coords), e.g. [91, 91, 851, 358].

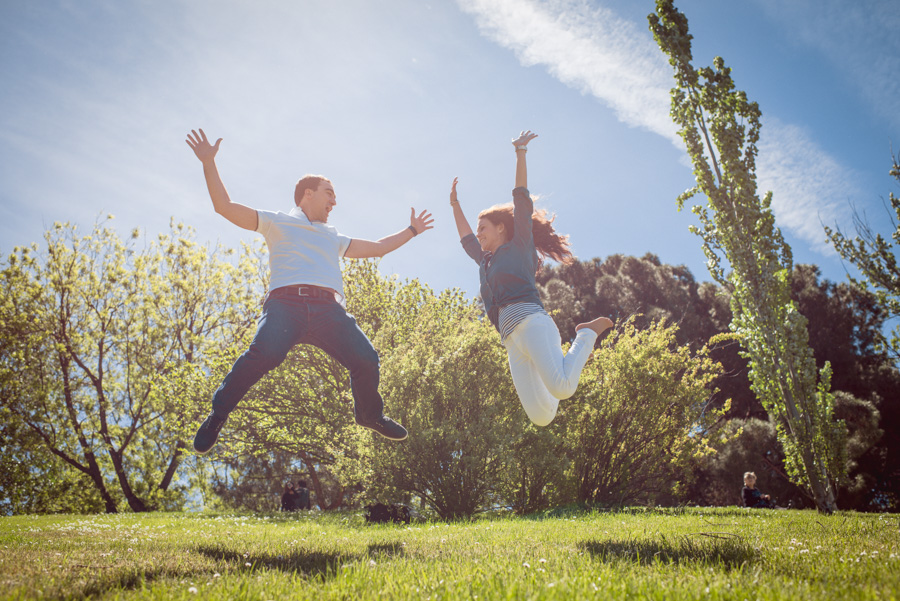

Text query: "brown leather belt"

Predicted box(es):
[271, 284, 337, 301]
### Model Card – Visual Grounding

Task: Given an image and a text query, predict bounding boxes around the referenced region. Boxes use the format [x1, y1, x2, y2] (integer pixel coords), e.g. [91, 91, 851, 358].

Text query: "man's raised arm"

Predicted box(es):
[344, 208, 434, 259]
[186, 129, 258, 231]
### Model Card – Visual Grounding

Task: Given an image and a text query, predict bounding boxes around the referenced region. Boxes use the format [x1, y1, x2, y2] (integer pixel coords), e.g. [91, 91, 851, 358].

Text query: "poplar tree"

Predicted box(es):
[649, 0, 846, 512]
[825, 153, 900, 360]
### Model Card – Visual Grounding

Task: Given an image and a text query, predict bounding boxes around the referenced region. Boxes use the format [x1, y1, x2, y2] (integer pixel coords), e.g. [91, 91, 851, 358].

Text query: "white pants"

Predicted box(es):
[502, 312, 599, 426]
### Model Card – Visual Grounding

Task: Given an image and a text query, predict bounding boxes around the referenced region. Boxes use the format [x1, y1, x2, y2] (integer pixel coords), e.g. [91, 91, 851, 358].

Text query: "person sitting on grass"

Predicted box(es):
[742, 471, 777, 508]
[280, 482, 298, 512]
[294, 480, 311, 510]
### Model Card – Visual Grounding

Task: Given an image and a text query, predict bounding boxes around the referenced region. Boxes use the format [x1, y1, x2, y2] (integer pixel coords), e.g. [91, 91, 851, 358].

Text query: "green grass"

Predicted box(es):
[1, 507, 897, 600]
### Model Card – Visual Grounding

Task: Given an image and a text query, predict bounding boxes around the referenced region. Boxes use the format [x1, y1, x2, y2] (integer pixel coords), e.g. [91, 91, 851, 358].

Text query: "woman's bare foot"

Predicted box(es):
[575, 316, 613, 337]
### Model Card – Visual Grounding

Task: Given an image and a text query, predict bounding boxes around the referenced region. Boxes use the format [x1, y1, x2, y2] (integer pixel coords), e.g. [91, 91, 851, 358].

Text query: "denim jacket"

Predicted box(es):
[461, 187, 543, 331]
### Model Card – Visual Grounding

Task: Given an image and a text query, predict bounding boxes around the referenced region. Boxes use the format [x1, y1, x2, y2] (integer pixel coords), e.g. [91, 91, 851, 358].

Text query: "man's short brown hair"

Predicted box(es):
[294, 174, 331, 206]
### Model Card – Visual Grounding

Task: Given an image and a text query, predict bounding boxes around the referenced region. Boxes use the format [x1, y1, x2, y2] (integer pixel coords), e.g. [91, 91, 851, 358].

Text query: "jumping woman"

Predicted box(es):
[450, 131, 613, 426]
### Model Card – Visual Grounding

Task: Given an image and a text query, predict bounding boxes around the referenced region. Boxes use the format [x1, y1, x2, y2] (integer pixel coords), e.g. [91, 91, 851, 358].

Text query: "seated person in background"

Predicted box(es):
[742, 471, 776, 508]
[294, 480, 312, 510]
[280, 482, 298, 511]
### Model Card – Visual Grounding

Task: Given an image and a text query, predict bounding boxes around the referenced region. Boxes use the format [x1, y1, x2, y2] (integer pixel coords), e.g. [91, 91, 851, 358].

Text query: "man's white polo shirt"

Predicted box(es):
[256, 206, 352, 301]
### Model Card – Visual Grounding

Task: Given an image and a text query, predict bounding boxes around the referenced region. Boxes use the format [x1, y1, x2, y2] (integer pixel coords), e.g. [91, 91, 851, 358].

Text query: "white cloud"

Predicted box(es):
[757, 120, 856, 251]
[456, 0, 677, 143]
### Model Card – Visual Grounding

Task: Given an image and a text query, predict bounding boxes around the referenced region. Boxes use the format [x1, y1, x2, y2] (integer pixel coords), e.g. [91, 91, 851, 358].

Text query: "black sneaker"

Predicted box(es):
[356, 415, 408, 441]
[193, 412, 227, 454]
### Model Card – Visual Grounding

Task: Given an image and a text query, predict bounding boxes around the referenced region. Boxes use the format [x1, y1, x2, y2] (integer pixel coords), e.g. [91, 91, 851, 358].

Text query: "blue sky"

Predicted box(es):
[1, 0, 898, 301]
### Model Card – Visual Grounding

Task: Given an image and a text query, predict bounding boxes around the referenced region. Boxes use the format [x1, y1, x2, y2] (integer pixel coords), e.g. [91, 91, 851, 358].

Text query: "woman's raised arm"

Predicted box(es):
[450, 177, 474, 240]
[512, 130, 538, 189]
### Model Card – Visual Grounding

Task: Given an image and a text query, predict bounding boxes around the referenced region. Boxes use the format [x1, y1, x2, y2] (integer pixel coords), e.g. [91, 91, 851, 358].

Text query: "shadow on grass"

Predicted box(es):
[581, 534, 757, 568]
[367, 542, 406, 559]
[196, 545, 357, 578]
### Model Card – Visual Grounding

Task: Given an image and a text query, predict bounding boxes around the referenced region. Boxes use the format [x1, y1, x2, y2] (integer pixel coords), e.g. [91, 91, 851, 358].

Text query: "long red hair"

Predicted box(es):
[478, 202, 574, 271]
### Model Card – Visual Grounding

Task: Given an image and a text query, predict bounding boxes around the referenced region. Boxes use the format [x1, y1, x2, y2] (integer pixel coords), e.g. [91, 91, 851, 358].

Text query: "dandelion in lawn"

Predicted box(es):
[188, 587, 198, 594]
[245, 562, 251, 567]
[539, 558, 547, 563]
[523, 562, 531, 568]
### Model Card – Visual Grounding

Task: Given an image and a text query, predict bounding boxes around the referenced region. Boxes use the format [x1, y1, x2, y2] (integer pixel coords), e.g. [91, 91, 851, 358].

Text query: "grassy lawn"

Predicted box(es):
[0, 507, 897, 600]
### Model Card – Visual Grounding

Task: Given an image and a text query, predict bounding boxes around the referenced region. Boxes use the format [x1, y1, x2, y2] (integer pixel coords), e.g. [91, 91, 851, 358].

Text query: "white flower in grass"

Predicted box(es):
[523, 562, 531, 569]
[539, 558, 547, 563]
[188, 587, 198, 594]
[245, 562, 251, 567]
[213, 573, 220, 578]
[368, 559, 377, 567]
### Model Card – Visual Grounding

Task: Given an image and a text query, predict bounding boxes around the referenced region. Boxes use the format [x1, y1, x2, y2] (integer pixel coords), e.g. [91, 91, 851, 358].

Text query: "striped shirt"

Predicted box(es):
[499, 302, 548, 341]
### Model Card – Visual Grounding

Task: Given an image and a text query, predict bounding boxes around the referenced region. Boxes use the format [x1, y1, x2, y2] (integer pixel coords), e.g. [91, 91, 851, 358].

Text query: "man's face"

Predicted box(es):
[302, 181, 336, 223]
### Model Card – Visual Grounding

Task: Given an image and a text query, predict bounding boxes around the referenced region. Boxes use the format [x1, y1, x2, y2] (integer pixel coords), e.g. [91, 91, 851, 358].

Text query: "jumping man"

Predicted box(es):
[186, 128, 433, 453]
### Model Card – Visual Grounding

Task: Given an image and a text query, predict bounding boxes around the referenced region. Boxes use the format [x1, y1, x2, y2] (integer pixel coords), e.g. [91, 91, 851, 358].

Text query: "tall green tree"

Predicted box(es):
[0, 219, 259, 513]
[825, 152, 900, 360]
[650, 0, 847, 512]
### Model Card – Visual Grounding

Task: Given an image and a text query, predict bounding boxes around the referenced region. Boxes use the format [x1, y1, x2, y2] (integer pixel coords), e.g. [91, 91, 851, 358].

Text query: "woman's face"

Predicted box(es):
[477, 217, 507, 253]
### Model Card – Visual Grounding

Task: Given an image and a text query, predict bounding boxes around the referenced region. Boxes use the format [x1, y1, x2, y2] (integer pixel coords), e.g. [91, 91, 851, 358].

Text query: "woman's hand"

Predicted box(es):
[450, 177, 459, 204]
[512, 130, 538, 149]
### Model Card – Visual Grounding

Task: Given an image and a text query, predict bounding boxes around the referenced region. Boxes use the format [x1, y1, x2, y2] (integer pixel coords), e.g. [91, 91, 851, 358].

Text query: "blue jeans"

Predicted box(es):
[211, 289, 383, 422]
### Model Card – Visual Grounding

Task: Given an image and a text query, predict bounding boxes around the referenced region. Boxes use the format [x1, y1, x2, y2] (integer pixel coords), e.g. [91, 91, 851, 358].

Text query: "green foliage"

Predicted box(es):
[206, 260, 731, 518]
[825, 152, 900, 359]
[0, 219, 261, 513]
[538, 254, 752, 418]
[649, 0, 847, 512]
[684, 418, 794, 508]
[563, 317, 723, 506]
[361, 281, 523, 519]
